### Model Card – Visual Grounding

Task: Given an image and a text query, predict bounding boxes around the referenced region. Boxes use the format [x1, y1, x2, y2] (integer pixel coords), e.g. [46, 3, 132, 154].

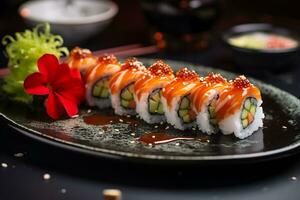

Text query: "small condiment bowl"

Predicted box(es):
[19, 0, 118, 45]
[222, 23, 300, 71]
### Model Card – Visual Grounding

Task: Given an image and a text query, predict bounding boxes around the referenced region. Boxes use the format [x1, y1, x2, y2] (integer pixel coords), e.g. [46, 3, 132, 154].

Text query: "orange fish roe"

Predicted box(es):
[121, 58, 145, 71]
[98, 54, 119, 65]
[204, 73, 227, 84]
[70, 47, 94, 59]
[176, 68, 199, 81]
[232, 75, 252, 88]
[148, 60, 173, 77]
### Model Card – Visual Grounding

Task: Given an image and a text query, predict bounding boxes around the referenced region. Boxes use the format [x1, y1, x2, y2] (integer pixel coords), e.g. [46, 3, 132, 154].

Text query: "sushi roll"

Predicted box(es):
[134, 60, 174, 124]
[214, 75, 264, 139]
[85, 54, 121, 108]
[190, 73, 229, 134]
[65, 47, 97, 75]
[161, 68, 200, 130]
[109, 58, 147, 116]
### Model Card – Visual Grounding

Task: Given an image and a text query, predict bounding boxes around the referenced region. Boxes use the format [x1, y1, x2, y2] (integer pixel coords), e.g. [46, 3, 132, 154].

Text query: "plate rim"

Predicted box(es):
[1, 112, 300, 162]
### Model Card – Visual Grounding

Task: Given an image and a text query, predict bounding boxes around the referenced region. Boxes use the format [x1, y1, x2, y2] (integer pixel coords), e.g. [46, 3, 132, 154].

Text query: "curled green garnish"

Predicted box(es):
[1, 23, 69, 103]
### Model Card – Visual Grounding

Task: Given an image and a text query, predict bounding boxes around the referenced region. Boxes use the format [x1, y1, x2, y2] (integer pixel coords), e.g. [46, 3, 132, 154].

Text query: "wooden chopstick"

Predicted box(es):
[93, 43, 142, 56]
[94, 44, 158, 57]
[0, 44, 159, 78]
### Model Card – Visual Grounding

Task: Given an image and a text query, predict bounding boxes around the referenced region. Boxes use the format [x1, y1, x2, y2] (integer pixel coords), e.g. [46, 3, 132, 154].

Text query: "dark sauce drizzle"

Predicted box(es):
[83, 113, 210, 146]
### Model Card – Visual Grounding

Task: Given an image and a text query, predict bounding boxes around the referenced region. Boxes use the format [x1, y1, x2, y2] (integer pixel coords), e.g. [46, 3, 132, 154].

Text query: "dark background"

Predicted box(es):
[1, 0, 300, 199]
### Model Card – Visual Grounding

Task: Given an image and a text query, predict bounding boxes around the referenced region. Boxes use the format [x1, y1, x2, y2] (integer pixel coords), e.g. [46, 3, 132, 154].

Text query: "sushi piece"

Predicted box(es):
[65, 47, 97, 75]
[109, 58, 147, 116]
[134, 60, 174, 124]
[85, 54, 121, 108]
[214, 75, 264, 139]
[190, 73, 229, 134]
[161, 68, 200, 130]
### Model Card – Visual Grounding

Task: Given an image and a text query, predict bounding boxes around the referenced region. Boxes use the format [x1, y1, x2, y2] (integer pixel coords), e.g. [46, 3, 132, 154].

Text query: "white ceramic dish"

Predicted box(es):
[19, 0, 118, 44]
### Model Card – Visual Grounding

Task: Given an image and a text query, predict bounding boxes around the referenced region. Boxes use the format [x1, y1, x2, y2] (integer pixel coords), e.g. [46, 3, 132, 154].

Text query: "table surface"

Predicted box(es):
[1, 1, 300, 199]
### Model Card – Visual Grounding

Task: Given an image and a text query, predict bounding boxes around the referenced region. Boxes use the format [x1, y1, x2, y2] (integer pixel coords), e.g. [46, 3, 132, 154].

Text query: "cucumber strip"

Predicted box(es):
[241, 109, 248, 119]
[250, 105, 256, 115]
[250, 97, 257, 105]
[242, 119, 248, 128]
[244, 99, 251, 110]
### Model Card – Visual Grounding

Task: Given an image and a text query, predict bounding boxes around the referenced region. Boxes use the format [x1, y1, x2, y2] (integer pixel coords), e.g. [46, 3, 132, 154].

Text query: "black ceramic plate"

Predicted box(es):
[1, 59, 300, 164]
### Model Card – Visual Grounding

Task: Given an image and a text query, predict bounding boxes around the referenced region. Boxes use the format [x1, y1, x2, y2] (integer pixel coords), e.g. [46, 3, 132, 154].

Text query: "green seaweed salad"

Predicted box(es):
[1, 23, 69, 103]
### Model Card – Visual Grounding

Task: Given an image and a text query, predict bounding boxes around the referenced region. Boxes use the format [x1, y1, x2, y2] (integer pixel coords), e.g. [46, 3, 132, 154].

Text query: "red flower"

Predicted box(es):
[24, 54, 85, 119]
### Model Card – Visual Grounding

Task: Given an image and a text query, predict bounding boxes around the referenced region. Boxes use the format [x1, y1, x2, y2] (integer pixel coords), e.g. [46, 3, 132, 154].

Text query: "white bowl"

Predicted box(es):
[19, 0, 118, 45]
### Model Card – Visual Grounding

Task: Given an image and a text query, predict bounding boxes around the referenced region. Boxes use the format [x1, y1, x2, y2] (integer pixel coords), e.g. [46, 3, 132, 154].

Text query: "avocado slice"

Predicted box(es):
[149, 99, 159, 113]
[121, 88, 133, 101]
[182, 115, 191, 123]
[209, 106, 216, 118]
[151, 91, 160, 102]
[121, 99, 130, 108]
[100, 88, 109, 98]
[179, 109, 188, 117]
[180, 97, 190, 109]
[157, 103, 164, 114]
[92, 85, 101, 97]
[128, 84, 134, 93]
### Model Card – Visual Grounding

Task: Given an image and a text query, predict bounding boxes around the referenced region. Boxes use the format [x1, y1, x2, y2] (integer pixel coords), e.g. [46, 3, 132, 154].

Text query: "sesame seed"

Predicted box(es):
[119, 119, 124, 123]
[192, 127, 196, 131]
[61, 188, 67, 194]
[14, 153, 24, 157]
[43, 173, 51, 180]
[126, 115, 131, 118]
[71, 115, 79, 118]
[206, 139, 210, 143]
[130, 141, 135, 144]
[291, 176, 297, 181]
[115, 129, 119, 132]
[1, 163, 8, 168]
[110, 120, 113, 123]
[130, 133, 135, 136]
[154, 125, 158, 128]
[87, 109, 92, 113]
[165, 126, 169, 130]
[175, 143, 180, 146]
[160, 121, 164, 125]
[152, 135, 156, 138]
[282, 126, 287, 129]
